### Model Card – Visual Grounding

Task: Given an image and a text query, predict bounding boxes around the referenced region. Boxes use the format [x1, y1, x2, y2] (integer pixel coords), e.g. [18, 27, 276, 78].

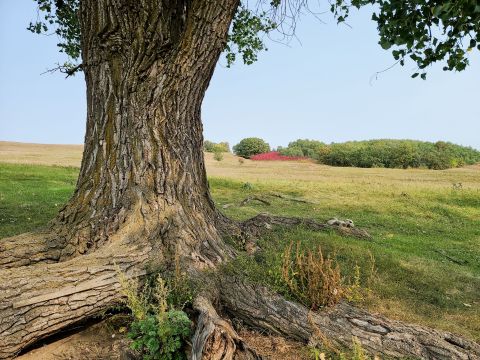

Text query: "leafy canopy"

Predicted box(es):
[233, 137, 270, 158]
[29, 0, 479, 77]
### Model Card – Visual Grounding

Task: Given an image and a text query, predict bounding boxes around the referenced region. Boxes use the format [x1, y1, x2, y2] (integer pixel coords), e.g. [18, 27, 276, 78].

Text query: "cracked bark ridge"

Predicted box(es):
[220, 279, 480, 360]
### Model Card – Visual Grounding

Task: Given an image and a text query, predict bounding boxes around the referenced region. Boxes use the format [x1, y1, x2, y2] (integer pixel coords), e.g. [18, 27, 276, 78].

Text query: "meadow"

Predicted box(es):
[1, 142, 479, 344]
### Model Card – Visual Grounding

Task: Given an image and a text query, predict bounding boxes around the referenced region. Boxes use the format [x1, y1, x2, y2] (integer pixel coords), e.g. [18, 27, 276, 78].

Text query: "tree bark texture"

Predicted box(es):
[192, 296, 262, 360]
[1, 0, 240, 358]
[0, 241, 151, 359]
[12, 0, 239, 267]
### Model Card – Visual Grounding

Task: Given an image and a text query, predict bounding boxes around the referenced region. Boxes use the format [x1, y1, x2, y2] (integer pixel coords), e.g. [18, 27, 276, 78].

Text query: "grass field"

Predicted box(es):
[1, 142, 479, 343]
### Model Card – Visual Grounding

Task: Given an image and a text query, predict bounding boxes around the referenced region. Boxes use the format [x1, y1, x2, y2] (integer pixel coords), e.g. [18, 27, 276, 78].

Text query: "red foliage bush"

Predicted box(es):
[250, 151, 306, 161]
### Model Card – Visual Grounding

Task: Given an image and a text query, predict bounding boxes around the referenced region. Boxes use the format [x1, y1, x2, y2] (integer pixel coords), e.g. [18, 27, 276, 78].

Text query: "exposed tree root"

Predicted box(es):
[222, 193, 314, 210]
[267, 192, 314, 204]
[192, 296, 262, 360]
[220, 278, 480, 360]
[240, 213, 371, 240]
[0, 231, 65, 269]
[239, 196, 271, 207]
[0, 242, 151, 359]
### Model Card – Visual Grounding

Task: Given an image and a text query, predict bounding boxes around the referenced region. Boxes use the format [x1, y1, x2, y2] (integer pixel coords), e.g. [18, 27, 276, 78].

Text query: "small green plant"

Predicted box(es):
[241, 182, 254, 191]
[350, 337, 369, 360]
[213, 150, 224, 161]
[128, 310, 191, 360]
[309, 347, 325, 360]
[117, 270, 192, 360]
[344, 265, 364, 303]
[452, 182, 463, 191]
[308, 337, 375, 360]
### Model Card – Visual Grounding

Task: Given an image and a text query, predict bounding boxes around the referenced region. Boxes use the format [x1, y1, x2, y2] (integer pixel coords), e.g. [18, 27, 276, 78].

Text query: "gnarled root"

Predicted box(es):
[0, 242, 151, 359]
[240, 214, 371, 240]
[220, 278, 480, 360]
[192, 296, 262, 360]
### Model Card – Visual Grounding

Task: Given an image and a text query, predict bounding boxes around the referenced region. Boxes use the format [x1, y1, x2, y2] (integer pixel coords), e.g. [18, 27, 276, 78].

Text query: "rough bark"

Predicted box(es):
[220, 279, 480, 360]
[192, 296, 262, 360]
[0, 241, 151, 359]
[1, 0, 241, 357]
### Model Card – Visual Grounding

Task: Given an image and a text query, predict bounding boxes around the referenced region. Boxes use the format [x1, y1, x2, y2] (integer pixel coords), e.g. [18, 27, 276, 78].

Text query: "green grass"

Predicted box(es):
[0, 163, 78, 238]
[1, 162, 479, 341]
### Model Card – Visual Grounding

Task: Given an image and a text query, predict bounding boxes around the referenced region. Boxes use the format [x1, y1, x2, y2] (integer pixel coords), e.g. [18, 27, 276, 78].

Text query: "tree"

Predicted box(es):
[1, 1, 480, 359]
[278, 139, 327, 159]
[233, 137, 270, 158]
[204, 141, 230, 153]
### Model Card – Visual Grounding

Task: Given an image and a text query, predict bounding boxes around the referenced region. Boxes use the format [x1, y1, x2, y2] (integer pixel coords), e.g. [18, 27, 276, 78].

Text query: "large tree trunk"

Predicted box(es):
[0, 0, 240, 268]
[55, 0, 240, 265]
[1, 0, 241, 357]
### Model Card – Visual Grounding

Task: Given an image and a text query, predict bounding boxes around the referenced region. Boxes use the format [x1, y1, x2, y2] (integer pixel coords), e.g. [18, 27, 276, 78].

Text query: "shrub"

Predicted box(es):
[250, 151, 306, 161]
[213, 149, 224, 161]
[204, 140, 216, 152]
[233, 137, 270, 158]
[278, 139, 327, 160]
[241, 182, 254, 191]
[281, 241, 343, 309]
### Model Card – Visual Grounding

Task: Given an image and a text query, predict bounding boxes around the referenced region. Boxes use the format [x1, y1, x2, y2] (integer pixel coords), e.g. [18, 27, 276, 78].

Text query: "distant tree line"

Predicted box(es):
[278, 139, 480, 170]
[207, 137, 479, 169]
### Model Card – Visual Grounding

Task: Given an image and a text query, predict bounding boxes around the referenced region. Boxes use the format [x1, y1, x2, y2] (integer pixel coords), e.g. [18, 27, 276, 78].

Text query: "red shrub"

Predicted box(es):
[250, 151, 306, 161]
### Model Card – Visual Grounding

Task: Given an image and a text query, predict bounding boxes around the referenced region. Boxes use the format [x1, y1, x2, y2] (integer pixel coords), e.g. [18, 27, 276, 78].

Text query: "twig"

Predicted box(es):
[268, 192, 314, 204]
[434, 249, 467, 265]
[239, 196, 271, 206]
[41, 63, 83, 78]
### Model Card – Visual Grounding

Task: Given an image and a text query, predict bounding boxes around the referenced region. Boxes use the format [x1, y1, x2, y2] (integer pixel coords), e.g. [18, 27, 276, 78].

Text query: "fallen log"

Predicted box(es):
[241, 213, 371, 239]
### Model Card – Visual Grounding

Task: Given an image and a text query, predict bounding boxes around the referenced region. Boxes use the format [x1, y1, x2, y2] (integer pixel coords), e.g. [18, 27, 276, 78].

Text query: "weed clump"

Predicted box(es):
[282, 241, 343, 309]
[117, 269, 192, 360]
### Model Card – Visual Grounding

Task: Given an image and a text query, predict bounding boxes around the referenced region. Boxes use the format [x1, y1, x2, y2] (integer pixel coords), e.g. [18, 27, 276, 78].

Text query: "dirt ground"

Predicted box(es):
[16, 317, 310, 360]
[17, 316, 132, 360]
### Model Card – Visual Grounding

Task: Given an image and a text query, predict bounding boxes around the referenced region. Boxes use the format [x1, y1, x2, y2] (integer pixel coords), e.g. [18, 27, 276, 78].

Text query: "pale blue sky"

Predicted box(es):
[1, 1, 479, 150]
